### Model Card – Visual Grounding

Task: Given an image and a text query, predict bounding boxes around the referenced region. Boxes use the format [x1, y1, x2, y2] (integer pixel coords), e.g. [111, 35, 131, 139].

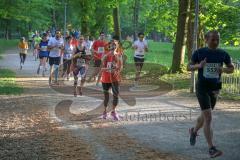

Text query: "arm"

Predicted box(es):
[187, 58, 207, 71]
[218, 63, 234, 74]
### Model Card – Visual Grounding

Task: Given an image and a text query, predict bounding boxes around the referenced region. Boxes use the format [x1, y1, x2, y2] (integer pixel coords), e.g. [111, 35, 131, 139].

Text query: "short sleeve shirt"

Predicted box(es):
[133, 40, 148, 59]
[48, 37, 64, 57]
[191, 47, 231, 83]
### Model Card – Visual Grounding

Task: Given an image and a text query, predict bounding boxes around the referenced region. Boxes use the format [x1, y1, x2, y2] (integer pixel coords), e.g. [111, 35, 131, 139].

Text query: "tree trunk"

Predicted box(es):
[133, 0, 140, 40]
[113, 6, 121, 40]
[4, 19, 10, 40]
[186, 0, 195, 61]
[52, 9, 57, 30]
[171, 0, 190, 73]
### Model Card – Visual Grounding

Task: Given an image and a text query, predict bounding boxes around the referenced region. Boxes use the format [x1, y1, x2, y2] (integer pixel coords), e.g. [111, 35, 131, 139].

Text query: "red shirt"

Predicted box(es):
[70, 38, 79, 48]
[101, 53, 121, 83]
[92, 40, 108, 60]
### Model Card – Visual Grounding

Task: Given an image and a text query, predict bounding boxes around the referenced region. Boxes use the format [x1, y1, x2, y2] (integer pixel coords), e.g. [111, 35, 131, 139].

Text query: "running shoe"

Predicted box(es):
[209, 146, 223, 158]
[102, 111, 107, 120]
[111, 111, 119, 121]
[189, 127, 198, 146]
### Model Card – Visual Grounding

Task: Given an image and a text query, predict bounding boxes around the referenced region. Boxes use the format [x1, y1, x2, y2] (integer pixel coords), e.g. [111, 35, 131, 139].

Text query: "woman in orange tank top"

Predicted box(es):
[101, 42, 122, 121]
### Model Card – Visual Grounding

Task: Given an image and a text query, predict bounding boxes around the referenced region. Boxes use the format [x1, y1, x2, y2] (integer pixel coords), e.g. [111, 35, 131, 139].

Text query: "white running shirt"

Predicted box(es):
[133, 40, 148, 59]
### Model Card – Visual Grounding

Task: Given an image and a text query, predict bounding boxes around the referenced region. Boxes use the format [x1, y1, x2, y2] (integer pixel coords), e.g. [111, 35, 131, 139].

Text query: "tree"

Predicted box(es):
[113, 6, 121, 39]
[171, 0, 190, 73]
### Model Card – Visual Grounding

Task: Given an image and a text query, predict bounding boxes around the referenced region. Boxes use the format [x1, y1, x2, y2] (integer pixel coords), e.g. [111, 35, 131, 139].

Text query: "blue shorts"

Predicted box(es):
[73, 66, 86, 78]
[39, 51, 49, 59]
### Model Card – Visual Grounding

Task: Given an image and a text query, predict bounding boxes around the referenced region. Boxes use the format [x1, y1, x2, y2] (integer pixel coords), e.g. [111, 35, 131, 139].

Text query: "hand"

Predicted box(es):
[199, 58, 207, 68]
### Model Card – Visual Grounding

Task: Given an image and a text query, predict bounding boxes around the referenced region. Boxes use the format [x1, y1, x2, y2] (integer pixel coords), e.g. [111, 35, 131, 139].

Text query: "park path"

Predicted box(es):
[0, 47, 240, 160]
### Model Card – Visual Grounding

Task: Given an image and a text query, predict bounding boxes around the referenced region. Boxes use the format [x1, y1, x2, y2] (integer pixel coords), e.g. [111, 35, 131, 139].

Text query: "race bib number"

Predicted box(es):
[77, 58, 85, 67]
[98, 47, 104, 54]
[41, 46, 47, 51]
[203, 63, 220, 78]
[106, 62, 112, 72]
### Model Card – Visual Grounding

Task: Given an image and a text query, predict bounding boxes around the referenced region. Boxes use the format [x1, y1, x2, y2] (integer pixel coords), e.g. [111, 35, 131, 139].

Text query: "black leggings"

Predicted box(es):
[102, 82, 119, 107]
[20, 53, 26, 64]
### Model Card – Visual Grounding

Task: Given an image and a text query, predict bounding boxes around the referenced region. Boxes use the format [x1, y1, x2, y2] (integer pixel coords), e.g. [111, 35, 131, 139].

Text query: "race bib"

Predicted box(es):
[106, 62, 112, 72]
[41, 46, 47, 51]
[98, 47, 104, 54]
[77, 58, 85, 67]
[203, 63, 220, 78]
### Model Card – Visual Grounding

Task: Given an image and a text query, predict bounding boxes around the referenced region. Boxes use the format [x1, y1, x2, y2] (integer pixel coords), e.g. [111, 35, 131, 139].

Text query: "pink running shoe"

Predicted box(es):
[111, 111, 120, 121]
[102, 111, 107, 119]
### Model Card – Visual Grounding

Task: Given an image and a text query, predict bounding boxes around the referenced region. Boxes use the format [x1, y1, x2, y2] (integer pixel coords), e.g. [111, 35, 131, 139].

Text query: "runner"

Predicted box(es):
[132, 32, 148, 87]
[33, 32, 42, 61]
[87, 32, 108, 86]
[28, 30, 34, 50]
[62, 35, 74, 80]
[71, 36, 89, 96]
[187, 30, 234, 158]
[101, 42, 122, 120]
[71, 32, 79, 48]
[18, 37, 29, 70]
[37, 33, 49, 77]
[84, 35, 93, 56]
[48, 30, 64, 85]
[112, 35, 124, 66]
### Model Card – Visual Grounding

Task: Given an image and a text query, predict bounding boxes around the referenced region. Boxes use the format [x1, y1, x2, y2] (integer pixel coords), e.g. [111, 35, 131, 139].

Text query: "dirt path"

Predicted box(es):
[0, 48, 240, 160]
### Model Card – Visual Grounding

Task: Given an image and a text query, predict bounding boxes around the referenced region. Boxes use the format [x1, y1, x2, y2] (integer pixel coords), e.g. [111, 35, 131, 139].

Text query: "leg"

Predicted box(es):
[19, 53, 23, 64]
[203, 109, 214, 148]
[88, 60, 100, 82]
[112, 82, 119, 112]
[53, 57, 61, 82]
[194, 113, 204, 133]
[22, 54, 26, 64]
[102, 83, 111, 112]
[73, 68, 79, 97]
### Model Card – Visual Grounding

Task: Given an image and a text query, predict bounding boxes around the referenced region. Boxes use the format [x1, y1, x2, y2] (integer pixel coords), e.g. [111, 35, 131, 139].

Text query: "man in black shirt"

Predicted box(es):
[187, 30, 234, 158]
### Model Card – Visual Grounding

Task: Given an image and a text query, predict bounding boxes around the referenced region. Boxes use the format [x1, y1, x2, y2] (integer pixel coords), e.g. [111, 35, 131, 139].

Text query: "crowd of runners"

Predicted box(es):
[17, 29, 235, 158]
[18, 29, 149, 121]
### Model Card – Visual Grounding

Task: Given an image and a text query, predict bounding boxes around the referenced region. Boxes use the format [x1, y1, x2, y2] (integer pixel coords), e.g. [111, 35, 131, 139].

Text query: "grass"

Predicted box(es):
[0, 69, 23, 95]
[0, 39, 23, 95]
[0, 39, 19, 59]
[124, 41, 240, 100]
[125, 41, 240, 67]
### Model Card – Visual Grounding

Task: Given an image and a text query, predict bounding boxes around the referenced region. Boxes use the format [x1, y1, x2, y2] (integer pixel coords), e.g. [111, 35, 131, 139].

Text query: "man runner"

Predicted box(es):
[188, 30, 234, 158]
[88, 32, 108, 86]
[48, 30, 64, 85]
[132, 32, 148, 87]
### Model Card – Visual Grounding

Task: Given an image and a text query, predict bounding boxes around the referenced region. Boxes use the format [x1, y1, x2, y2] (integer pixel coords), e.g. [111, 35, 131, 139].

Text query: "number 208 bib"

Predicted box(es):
[203, 63, 220, 78]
